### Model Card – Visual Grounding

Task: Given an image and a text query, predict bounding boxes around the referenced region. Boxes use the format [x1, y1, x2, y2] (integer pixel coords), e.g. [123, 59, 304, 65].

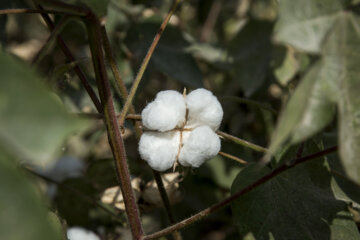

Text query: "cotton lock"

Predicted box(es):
[179, 126, 221, 167]
[139, 131, 180, 171]
[141, 90, 186, 132]
[139, 88, 223, 171]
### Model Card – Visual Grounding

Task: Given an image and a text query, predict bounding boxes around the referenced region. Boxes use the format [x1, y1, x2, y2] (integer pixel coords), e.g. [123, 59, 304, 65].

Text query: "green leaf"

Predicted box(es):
[125, 20, 203, 88]
[231, 141, 360, 240]
[270, 12, 360, 182]
[229, 20, 273, 96]
[267, 60, 337, 161]
[323, 130, 360, 204]
[0, 52, 86, 167]
[186, 43, 229, 66]
[337, 13, 360, 184]
[275, 0, 350, 53]
[272, 45, 299, 86]
[203, 156, 242, 188]
[152, 46, 203, 88]
[267, 14, 346, 159]
[0, 153, 62, 240]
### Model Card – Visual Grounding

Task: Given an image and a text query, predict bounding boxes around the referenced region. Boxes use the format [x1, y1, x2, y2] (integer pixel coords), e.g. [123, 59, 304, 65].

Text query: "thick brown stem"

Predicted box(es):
[85, 12, 143, 240]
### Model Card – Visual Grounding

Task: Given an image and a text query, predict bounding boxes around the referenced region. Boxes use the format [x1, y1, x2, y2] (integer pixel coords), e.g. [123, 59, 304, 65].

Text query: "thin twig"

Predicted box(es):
[218, 152, 248, 165]
[85, 11, 144, 239]
[296, 142, 305, 158]
[217, 130, 268, 153]
[33, 0, 89, 16]
[143, 146, 338, 239]
[199, 0, 222, 42]
[118, 0, 181, 127]
[32, 15, 71, 65]
[152, 172, 183, 240]
[75, 113, 142, 121]
[0, 8, 71, 15]
[34, 3, 103, 113]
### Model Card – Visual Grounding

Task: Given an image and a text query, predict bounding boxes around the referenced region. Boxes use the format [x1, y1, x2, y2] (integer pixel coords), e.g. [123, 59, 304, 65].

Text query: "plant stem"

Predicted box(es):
[152, 172, 182, 240]
[34, 0, 88, 16]
[84, 11, 143, 239]
[32, 15, 71, 65]
[100, 26, 142, 137]
[143, 146, 338, 239]
[0, 8, 72, 15]
[34, 3, 103, 113]
[218, 152, 248, 165]
[217, 130, 268, 153]
[117, 0, 181, 127]
[76, 113, 143, 121]
[199, 0, 221, 42]
[101, 25, 181, 239]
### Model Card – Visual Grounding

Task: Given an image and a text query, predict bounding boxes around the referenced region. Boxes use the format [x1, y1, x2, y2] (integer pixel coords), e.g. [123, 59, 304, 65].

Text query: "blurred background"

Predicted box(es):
[1, 0, 305, 239]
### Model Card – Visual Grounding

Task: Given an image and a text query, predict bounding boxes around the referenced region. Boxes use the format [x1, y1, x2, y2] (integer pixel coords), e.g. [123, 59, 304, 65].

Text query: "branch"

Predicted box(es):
[199, 0, 221, 42]
[33, 3, 103, 113]
[117, 0, 181, 127]
[143, 146, 338, 239]
[33, 0, 88, 16]
[0, 8, 72, 15]
[84, 11, 144, 239]
[218, 152, 248, 165]
[32, 15, 71, 65]
[152, 171, 182, 240]
[100, 26, 142, 137]
[217, 130, 268, 153]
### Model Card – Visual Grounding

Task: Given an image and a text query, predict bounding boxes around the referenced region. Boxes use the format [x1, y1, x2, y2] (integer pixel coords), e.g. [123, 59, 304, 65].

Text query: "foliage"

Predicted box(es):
[0, 0, 360, 239]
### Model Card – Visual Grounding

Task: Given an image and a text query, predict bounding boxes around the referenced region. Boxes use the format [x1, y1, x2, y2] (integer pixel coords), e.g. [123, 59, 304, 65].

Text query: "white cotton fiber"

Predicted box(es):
[142, 90, 186, 132]
[67, 227, 100, 240]
[186, 88, 223, 130]
[179, 126, 220, 168]
[138, 131, 180, 171]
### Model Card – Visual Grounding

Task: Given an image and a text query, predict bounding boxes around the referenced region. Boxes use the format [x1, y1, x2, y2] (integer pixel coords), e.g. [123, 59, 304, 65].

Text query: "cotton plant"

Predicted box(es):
[139, 88, 223, 171]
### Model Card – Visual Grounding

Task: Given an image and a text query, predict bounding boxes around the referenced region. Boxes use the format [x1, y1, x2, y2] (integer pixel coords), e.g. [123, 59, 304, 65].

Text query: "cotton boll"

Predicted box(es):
[139, 131, 180, 171]
[179, 126, 220, 167]
[67, 227, 100, 240]
[186, 88, 223, 130]
[142, 90, 186, 132]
